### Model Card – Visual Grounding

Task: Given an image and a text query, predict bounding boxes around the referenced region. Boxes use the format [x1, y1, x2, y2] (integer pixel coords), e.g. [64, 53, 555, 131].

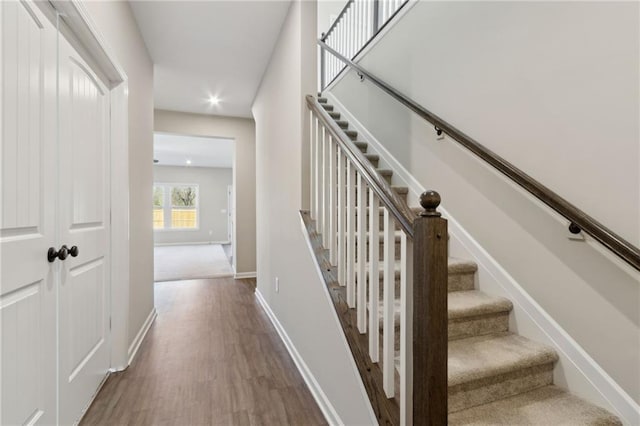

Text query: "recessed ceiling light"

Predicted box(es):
[186, 159, 192, 165]
[208, 95, 220, 106]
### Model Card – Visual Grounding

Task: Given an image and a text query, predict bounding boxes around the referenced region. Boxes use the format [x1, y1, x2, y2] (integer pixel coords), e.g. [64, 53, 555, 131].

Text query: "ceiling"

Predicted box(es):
[130, 1, 292, 118]
[154, 133, 234, 168]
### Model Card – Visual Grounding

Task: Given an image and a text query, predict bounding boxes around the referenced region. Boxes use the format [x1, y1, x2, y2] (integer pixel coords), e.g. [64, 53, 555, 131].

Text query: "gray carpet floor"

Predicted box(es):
[154, 244, 233, 282]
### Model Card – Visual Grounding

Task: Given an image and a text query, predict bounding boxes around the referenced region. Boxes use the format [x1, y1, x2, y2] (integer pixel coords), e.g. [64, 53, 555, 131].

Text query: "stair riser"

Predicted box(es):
[449, 313, 510, 341]
[449, 271, 475, 292]
[449, 363, 554, 413]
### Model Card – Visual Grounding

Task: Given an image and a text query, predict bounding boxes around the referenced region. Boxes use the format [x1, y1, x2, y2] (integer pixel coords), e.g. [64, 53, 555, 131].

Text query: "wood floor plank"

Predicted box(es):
[80, 277, 327, 426]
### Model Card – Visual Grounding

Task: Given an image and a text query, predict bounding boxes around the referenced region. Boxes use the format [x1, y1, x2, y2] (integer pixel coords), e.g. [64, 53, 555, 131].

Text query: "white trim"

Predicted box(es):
[127, 308, 157, 366]
[234, 271, 257, 279]
[326, 91, 640, 425]
[323, 0, 419, 93]
[255, 289, 343, 426]
[298, 216, 379, 426]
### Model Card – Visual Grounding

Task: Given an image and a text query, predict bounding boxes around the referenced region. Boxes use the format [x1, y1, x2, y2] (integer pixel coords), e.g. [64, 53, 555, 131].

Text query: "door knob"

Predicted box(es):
[46, 245, 78, 262]
[57, 245, 69, 260]
[47, 247, 58, 263]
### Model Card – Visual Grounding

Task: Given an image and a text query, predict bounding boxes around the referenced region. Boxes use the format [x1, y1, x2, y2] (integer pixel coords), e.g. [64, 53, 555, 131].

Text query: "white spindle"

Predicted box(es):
[318, 124, 325, 237]
[356, 173, 367, 333]
[365, 0, 372, 40]
[322, 127, 330, 247]
[368, 189, 379, 361]
[400, 232, 414, 426]
[315, 118, 322, 222]
[329, 137, 337, 264]
[357, 0, 363, 52]
[383, 0, 389, 24]
[337, 150, 346, 285]
[310, 112, 316, 219]
[383, 208, 395, 397]
[346, 161, 356, 307]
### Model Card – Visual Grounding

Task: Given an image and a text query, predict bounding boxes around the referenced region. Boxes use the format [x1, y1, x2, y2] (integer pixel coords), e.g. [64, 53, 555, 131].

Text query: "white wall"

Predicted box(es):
[83, 1, 155, 349]
[252, 1, 374, 424]
[154, 110, 256, 275]
[153, 165, 232, 245]
[330, 1, 640, 404]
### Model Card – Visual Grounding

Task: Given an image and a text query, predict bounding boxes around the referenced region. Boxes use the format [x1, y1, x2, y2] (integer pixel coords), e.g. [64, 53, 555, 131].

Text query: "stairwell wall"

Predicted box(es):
[329, 1, 640, 405]
[252, 0, 374, 423]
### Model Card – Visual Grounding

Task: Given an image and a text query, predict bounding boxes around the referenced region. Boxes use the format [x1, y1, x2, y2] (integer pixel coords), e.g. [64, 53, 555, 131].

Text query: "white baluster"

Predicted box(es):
[346, 161, 356, 307]
[318, 125, 325, 237]
[368, 189, 379, 362]
[337, 150, 346, 285]
[314, 118, 321, 223]
[310, 112, 316, 220]
[400, 232, 414, 426]
[365, 0, 372, 40]
[357, 0, 363, 52]
[321, 127, 328, 246]
[329, 137, 337, 264]
[356, 173, 367, 333]
[383, 208, 395, 397]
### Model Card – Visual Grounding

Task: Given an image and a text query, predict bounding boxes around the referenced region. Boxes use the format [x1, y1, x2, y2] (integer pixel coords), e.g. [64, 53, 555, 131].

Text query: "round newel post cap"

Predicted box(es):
[420, 190, 441, 217]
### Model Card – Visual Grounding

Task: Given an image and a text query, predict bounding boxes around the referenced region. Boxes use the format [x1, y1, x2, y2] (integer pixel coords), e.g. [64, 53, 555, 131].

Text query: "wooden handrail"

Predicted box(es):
[306, 95, 417, 238]
[318, 40, 640, 272]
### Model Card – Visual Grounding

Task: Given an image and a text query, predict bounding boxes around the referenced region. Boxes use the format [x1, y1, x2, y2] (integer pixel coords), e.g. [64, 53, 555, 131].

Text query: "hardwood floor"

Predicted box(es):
[81, 277, 327, 426]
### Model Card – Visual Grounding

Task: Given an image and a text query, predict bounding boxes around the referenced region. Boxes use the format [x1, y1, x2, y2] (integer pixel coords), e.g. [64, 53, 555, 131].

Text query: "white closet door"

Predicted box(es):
[56, 32, 111, 426]
[0, 1, 57, 425]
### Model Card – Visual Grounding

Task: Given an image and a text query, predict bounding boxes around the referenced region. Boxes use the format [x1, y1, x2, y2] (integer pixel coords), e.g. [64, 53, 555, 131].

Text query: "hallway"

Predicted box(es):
[81, 278, 328, 425]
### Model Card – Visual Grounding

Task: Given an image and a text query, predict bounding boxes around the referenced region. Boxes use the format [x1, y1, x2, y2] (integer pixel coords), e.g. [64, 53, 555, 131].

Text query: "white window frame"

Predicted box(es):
[153, 182, 200, 231]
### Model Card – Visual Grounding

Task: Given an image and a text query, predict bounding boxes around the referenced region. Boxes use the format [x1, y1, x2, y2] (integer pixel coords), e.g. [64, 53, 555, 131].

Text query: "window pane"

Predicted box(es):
[153, 186, 164, 229]
[171, 185, 198, 229]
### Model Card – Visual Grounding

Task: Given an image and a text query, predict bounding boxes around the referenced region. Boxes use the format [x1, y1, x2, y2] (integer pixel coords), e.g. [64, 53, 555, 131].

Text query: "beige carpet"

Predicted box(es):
[154, 244, 233, 282]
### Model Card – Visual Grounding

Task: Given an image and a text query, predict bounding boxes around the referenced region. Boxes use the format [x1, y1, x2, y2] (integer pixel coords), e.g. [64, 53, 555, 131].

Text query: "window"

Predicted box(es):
[153, 186, 164, 229]
[153, 184, 199, 230]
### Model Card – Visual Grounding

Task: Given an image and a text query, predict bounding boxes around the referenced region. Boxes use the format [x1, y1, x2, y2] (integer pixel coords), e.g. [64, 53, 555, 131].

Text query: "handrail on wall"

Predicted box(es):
[318, 39, 640, 272]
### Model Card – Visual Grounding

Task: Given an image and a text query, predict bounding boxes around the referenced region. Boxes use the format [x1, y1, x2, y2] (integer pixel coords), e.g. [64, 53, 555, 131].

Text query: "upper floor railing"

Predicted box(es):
[320, 0, 409, 89]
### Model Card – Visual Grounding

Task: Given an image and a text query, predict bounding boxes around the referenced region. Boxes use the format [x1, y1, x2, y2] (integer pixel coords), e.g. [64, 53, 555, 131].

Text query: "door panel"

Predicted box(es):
[57, 34, 110, 426]
[0, 1, 57, 425]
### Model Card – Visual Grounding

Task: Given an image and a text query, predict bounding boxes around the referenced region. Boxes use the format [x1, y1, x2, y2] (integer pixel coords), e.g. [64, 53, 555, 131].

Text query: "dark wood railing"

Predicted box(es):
[306, 95, 448, 425]
[317, 40, 640, 272]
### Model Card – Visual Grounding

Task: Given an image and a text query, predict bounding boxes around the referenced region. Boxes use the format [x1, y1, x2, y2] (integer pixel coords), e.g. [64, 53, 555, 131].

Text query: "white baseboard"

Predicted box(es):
[325, 92, 640, 425]
[127, 308, 157, 366]
[255, 289, 343, 426]
[154, 241, 230, 247]
[234, 271, 256, 279]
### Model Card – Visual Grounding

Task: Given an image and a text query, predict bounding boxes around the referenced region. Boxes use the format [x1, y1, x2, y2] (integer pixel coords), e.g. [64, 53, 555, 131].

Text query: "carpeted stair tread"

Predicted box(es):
[449, 332, 558, 387]
[317, 97, 328, 103]
[344, 129, 357, 139]
[449, 258, 478, 274]
[377, 169, 393, 177]
[335, 120, 349, 129]
[353, 141, 367, 152]
[448, 290, 512, 320]
[322, 103, 334, 111]
[328, 111, 340, 119]
[448, 385, 622, 425]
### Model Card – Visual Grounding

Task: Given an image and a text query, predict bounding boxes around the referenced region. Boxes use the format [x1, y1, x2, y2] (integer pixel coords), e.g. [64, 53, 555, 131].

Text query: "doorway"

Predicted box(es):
[152, 132, 235, 282]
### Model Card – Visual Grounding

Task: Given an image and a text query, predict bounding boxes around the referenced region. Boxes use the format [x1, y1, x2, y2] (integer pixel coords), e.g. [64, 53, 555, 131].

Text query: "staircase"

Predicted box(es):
[315, 95, 622, 425]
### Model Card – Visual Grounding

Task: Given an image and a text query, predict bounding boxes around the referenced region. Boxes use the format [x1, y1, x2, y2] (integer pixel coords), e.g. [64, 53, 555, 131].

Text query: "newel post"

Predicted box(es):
[413, 190, 448, 425]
